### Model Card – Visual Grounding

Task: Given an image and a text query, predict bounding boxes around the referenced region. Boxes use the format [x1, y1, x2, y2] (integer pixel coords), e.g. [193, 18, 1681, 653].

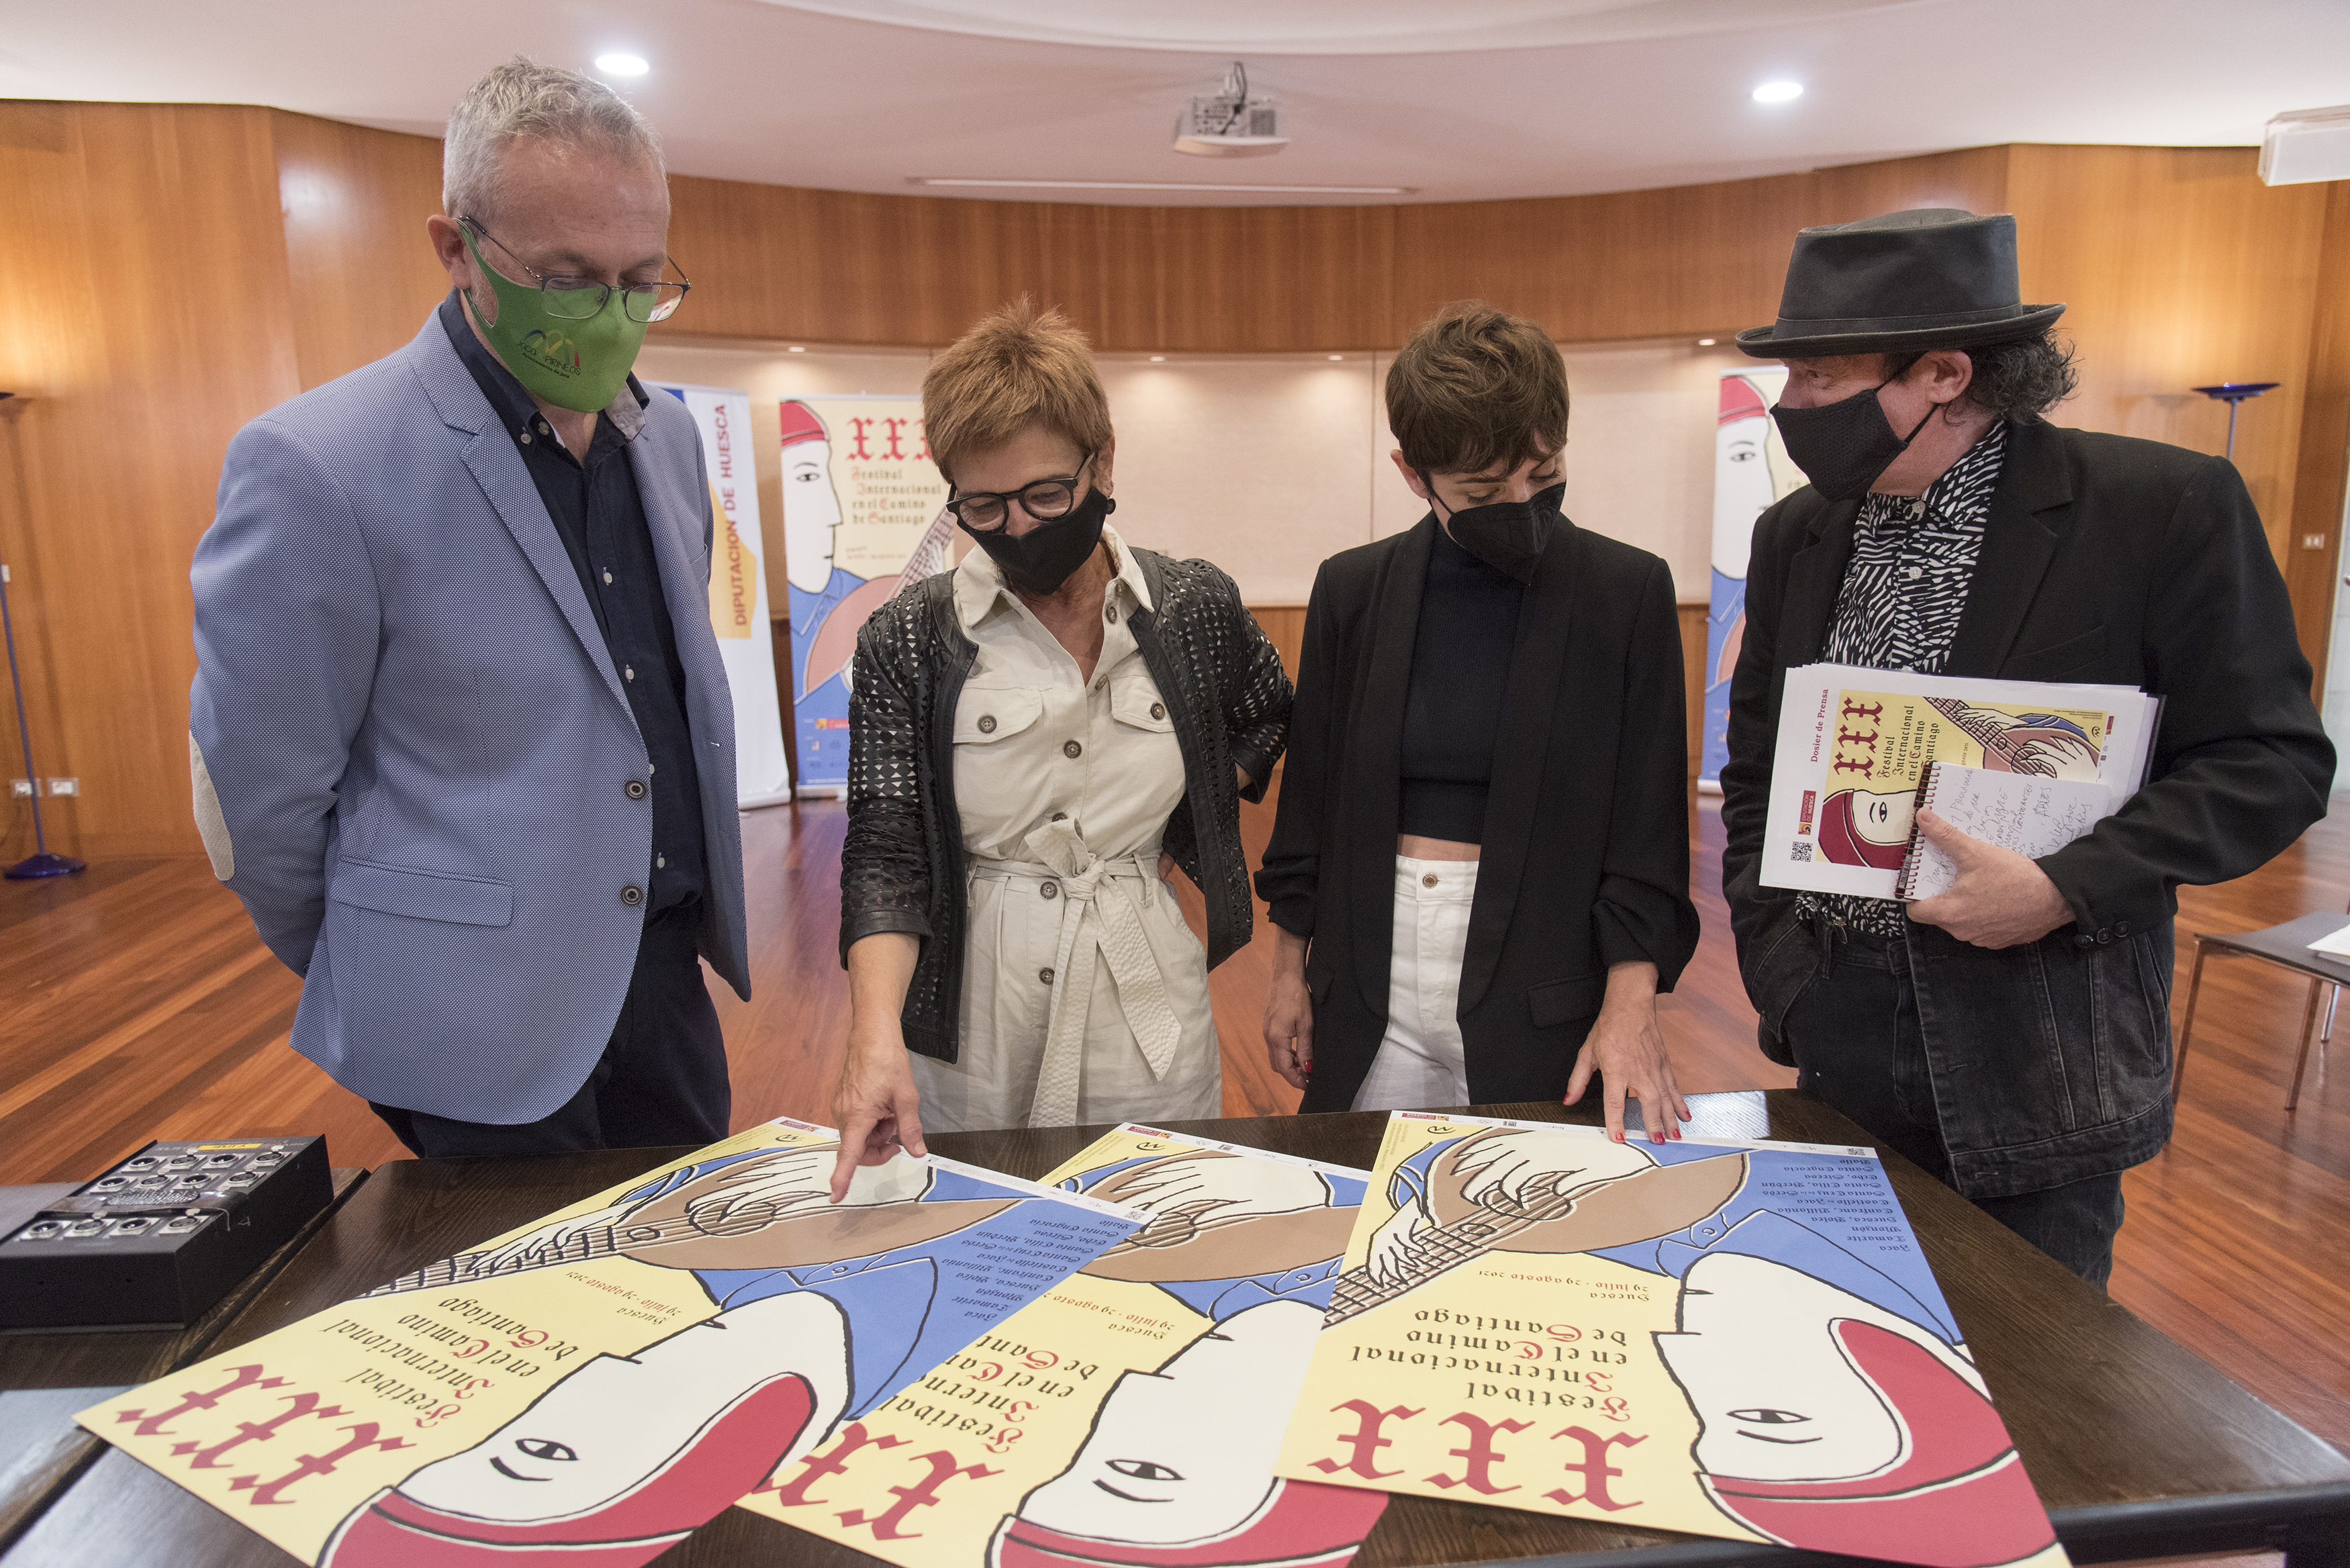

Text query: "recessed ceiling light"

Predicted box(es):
[1752, 81, 1802, 104]
[1149, 355, 1166, 362]
[1327, 354, 1344, 361]
[596, 53, 649, 75]
[910, 177, 1415, 195]
[787, 345, 806, 353]
[1697, 338, 1717, 346]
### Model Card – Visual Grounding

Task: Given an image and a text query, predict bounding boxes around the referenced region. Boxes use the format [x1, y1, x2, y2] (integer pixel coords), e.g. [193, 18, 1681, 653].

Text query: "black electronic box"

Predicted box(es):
[0, 1135, 331, 1331]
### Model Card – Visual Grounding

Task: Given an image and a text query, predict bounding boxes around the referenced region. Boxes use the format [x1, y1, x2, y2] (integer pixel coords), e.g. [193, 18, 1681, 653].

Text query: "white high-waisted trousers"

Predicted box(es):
[1350, 855, 1478, 1112]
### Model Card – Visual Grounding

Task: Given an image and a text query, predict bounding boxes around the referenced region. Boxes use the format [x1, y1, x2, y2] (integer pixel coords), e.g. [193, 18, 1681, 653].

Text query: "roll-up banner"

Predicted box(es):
[779, 395, 954, 794]
[649, 383, 793, 808]
[1702, 367, 1802, 785]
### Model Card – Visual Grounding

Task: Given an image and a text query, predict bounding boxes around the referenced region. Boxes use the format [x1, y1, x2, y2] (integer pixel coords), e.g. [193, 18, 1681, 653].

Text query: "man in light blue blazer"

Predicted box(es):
[189, 60, 749, 1156]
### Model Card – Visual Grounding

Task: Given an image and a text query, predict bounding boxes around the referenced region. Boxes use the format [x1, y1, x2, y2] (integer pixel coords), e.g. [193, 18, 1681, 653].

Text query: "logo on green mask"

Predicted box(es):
[461, 226, 649, 414]
[519, 328, 580, 377]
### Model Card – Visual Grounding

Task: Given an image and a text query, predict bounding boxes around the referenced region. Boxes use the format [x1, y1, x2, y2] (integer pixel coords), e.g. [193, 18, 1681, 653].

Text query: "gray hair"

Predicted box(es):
[442, 56, 665, 224]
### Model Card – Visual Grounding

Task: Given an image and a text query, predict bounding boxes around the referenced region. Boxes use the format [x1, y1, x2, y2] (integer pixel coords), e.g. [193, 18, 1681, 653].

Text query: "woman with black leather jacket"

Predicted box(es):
[827, 300, 1291, 1197]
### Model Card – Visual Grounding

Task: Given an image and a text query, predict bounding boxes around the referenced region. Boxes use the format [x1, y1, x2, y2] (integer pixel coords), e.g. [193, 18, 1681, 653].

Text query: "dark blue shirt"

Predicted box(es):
[438, 293, 707, 913]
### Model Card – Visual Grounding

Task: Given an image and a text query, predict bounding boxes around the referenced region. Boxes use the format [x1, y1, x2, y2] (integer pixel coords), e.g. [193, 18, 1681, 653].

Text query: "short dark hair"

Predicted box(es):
[1386, 301, 1570, 475]
[1886, 331, 2079, 424]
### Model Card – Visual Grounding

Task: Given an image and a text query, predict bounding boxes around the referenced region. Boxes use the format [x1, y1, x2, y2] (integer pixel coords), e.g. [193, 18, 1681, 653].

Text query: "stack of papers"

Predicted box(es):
[1759, 664, 2160, 899]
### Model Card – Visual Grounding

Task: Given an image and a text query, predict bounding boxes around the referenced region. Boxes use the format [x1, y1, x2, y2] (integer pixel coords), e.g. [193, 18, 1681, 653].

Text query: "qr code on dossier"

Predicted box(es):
[1790, 841, 1814, 863]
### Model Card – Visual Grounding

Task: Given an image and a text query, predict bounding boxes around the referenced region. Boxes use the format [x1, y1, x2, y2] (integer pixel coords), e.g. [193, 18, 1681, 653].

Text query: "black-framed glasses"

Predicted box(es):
[462, 215, 691, 324]
[945, 454, 1093, 532]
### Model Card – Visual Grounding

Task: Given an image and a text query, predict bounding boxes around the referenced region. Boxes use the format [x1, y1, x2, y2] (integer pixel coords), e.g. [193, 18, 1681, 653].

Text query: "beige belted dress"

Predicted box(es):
[908, 527, 1223, 1132]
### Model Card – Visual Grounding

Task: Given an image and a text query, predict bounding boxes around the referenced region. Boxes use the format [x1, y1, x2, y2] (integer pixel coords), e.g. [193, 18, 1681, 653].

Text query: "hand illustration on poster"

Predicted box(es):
[1277, 1114, 2067, 1568]
[745, 1126, 1389, 1568]
[781, 397, 955, 791]
[1702, 369, 1802, 784]
[81, 1122, 1143, 1568]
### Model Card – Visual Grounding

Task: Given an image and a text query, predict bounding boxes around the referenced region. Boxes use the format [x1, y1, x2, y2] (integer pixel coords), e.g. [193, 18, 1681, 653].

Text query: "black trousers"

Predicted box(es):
[371, 903, 731, 1158]
[1783, 929, 2126, 1289]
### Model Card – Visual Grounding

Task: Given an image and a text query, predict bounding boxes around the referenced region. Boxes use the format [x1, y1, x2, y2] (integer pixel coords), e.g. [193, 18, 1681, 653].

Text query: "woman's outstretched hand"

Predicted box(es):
[829, 1032, 925, 1202]
[1564, 960, 1689, 1144]
[831, 932, 927, 1201]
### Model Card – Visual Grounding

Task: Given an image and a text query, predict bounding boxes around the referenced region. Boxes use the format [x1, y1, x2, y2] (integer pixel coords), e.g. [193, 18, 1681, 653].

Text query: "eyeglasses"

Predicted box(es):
[945, 454, 1094, 532]
[462, 215, 691, 324]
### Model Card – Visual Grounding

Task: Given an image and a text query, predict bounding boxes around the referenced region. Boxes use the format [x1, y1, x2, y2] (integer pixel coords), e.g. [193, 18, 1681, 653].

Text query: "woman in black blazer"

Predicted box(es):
[1256, 303, 1699, 1138]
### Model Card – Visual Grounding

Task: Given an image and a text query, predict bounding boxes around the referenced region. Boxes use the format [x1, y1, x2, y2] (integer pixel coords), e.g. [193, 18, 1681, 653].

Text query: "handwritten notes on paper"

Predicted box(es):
[1899, 763, 2114, 900]
[2305, 922, 2350, 958]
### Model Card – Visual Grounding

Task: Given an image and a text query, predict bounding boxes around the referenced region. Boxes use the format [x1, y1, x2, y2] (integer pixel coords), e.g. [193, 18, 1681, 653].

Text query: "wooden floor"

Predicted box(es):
[3, 787, 2345, 1470]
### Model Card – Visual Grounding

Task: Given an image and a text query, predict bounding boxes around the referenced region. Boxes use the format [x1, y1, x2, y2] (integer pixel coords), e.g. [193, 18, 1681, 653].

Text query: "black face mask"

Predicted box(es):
[962, 485, 1114, 597]
[1423, 477, 1563, 583]
[1770, 381, 1938, 502]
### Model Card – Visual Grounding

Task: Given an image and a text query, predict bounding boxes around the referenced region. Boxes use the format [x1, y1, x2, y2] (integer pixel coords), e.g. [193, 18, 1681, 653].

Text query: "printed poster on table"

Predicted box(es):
[1702, 366, 1803, 785]
[743, 1124, 1389, 1568]
[648, 382, 792, 807]
[1273, 1112, 2067, 1568]
[78, 1120, 1143, 1567]
[782, 394, 955, 792]
[1758, 663, 2159, 899]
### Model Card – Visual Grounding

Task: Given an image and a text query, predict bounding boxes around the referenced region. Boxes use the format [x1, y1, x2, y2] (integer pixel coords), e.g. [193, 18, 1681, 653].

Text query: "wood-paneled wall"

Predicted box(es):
[0, 98, 2340, 860]
[2288, 181, 2350, 678]
[272, 111, 450, 391]
[0, 103, 306, 863]
[653, 147, 2015, 355]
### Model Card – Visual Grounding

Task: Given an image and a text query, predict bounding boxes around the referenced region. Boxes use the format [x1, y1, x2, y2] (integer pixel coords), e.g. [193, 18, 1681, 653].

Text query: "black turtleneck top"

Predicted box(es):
[1398, 522, 1525, 844]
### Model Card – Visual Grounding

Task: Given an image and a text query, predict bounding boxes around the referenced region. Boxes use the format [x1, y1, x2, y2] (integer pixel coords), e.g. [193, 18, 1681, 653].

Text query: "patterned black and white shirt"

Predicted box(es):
[1806, 420, 2008, 936]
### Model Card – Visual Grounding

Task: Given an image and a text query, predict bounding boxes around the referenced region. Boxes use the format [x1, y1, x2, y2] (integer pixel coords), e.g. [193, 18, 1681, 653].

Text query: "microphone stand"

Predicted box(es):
[2, 560, 83, 878]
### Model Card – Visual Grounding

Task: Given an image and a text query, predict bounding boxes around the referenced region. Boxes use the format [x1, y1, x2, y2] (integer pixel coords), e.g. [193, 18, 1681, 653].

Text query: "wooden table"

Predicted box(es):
[0, 1170, 367, 1553]
[7, 1095, 2349, 1567]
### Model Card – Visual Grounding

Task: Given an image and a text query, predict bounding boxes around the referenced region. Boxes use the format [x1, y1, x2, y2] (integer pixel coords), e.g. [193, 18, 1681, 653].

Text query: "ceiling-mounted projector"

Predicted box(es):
[1174, 62, 1286, 158]
[2262, 105, 2350, 185]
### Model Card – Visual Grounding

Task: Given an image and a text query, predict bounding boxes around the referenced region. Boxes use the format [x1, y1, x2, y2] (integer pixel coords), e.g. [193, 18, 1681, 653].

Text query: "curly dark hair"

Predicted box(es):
[1887, 331, 2079, 424]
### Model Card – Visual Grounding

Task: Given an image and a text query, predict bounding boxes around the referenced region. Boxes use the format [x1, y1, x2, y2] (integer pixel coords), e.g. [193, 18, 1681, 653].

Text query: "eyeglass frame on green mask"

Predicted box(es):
[944, 453, 1095, 532]
[459, 215, 692, 324]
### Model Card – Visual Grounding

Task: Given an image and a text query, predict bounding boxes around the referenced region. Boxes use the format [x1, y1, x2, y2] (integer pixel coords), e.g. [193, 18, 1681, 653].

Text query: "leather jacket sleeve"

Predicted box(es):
[1219, 570, 1292, 802]
[838, 601, 935, 963]
[1254, 563, 1339, 938]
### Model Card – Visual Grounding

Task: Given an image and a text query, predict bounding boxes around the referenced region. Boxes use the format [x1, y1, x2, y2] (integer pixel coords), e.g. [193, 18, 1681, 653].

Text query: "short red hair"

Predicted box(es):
[923, 298, 1114, 485]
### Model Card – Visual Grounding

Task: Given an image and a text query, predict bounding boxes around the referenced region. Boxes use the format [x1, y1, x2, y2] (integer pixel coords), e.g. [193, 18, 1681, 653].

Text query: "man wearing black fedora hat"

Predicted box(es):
[1720, 208, 2332, 1285]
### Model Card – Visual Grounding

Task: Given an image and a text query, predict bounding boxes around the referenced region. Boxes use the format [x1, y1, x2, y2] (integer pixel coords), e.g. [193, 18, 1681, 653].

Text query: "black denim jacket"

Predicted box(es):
[839, 548, 1292, 1063]
[1724, 421, 2331, 1198]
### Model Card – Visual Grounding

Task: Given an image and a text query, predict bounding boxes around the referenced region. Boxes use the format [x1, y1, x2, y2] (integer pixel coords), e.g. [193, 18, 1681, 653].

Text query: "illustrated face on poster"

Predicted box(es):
[1274, 1113, 2067, 1568]
[1710, 373, 1793, 583]
[1656, 1253, 2061, 1563]
[1019, 1297, 1325, 1543]
[782, 426, 845, 594]
[743, 1126, 1389, 1568]
[778, 395, 955, 789]
[1658, 1252, 1964, 1481]
[1818, 784, 1916, 870]
[82, 1122, 1143, 1568]
[778, 397, 949, 582]
[1701, 367, 1804, 782]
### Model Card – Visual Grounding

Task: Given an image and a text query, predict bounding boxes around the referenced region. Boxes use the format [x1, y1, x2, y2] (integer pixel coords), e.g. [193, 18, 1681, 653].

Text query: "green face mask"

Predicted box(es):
[461, 226, 650, 413]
